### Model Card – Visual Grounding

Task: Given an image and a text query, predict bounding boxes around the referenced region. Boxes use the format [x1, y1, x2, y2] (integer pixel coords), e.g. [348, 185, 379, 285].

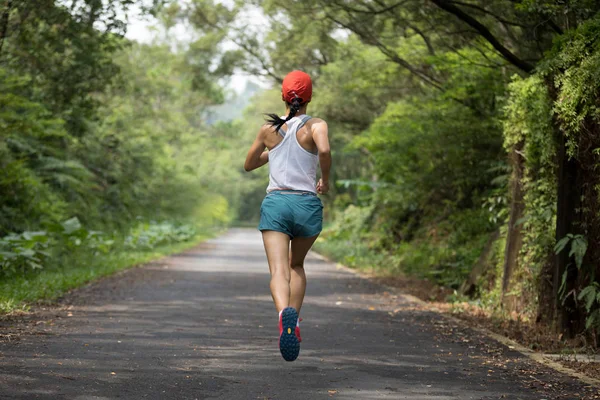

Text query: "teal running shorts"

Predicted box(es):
[258, 191, 323, 239]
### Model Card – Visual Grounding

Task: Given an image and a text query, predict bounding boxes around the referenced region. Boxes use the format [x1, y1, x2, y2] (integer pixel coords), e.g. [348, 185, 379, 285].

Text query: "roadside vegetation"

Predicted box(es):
[0, 1, 235, 312]
[0, 219, 210, 313]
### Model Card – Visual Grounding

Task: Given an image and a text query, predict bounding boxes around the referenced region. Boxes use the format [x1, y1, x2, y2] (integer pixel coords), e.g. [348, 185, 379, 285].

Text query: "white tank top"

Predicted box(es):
[266, 115, 319, 193]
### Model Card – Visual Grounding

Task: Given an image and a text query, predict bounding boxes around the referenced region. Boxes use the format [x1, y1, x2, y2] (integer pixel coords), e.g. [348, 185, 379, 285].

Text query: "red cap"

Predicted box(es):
[282, 70, 312, 104]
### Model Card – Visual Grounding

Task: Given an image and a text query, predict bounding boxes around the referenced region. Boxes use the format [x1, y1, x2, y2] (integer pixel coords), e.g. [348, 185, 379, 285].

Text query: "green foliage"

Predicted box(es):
[0, 217, 110, 277]
[577, 282, 600, 330]
[0, 216, 197, 278]
[0, 232, 210, 314]
[0, 231, 51, 275]
[0, 1, 247, 312]
[541, 16, 600, 334]
[502, 74, 557, 305]
[388, 209, 494, 288]
[318, 203, 494, 289]
[315, 205, 385, 269]
[0, 0, 240, 233]
[358, 94, 503, 216]
[322, 205, 374, 242]
[125, 222, 198, 250]
[540, 17, 600, 157]
[554, 234, 588, 270]
[554, 234, 600, 331]
[554, 233, 593, 329]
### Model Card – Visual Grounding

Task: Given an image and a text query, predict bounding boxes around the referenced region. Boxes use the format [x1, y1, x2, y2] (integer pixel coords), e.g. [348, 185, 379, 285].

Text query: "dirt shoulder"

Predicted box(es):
[370, 274, 600, 385]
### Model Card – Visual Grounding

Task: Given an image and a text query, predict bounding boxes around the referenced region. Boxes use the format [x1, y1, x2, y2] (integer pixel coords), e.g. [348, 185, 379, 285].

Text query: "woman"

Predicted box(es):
[244, 70, 331, 362]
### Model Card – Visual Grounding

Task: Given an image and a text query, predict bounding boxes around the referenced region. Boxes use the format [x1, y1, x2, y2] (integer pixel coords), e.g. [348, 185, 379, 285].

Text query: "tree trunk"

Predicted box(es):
[461, 230, 500, 297]
[553, 128, 581, 335]
[537, 253, 557, 324]
[501, 143, 525, 310]
[0, 0, 12, 57]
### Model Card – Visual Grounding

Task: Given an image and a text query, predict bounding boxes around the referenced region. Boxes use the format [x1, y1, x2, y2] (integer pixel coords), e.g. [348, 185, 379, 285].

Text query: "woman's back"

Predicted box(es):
[266, 115, 318, 193]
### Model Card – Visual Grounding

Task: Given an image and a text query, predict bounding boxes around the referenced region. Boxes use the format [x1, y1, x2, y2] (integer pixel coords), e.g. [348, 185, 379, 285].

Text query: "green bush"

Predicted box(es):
[125, 222, 198, 250]
[0, 231, 51, 275]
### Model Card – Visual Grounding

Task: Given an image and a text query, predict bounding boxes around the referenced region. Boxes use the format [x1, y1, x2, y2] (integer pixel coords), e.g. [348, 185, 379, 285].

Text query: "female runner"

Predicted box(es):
[244, 70, 331, 361]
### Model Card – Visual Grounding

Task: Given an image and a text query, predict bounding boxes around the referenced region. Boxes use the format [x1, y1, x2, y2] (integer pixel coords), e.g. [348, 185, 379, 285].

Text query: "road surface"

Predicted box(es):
[0, 229, 597, 399]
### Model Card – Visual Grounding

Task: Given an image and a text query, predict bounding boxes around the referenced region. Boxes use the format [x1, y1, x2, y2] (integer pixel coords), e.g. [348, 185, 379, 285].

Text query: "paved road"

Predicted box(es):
[0, 229, 597, 399]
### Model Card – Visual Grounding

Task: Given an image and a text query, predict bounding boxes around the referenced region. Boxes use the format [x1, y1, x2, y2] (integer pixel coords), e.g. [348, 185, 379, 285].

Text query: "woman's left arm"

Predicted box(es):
[244, 126, 269, 172]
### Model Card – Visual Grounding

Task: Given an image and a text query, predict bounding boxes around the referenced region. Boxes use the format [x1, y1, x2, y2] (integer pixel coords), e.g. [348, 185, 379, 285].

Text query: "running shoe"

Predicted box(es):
[279, 307, 300, 361]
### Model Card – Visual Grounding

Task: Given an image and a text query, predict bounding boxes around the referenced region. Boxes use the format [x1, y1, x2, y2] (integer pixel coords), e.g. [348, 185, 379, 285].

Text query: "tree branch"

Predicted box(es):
[324, 11, 490, 114]
[325, 11, 442, 89]
[329, 0, 409, 15]
[447, 1, 527, 28]
[229, 35, 283, 83]
[430, 0, 534, 73]
[191, 6, 282, 84]
[408, 22, 436, 55]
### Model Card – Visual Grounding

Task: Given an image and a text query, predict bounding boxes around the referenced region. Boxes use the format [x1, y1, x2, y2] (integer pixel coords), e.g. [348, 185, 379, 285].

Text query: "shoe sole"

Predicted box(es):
[279, 307, 300, 361]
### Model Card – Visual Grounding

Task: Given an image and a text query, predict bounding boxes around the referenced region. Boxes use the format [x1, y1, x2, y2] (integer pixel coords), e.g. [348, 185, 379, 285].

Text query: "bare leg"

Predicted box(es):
[261, 231, 291, 312]
[289, 235, 319, 314]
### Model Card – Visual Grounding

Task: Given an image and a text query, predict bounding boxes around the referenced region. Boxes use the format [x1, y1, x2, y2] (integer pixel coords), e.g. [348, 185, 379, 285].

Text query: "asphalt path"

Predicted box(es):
[0, 229, 597, 399]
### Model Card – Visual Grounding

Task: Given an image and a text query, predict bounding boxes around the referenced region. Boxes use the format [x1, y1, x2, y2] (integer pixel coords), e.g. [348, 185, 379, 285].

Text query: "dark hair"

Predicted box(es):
[265, 97, 303, 132]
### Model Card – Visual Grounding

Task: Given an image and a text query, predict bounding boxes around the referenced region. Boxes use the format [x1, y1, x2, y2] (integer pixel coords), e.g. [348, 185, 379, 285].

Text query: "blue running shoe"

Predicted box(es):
[278, 307, 300, 361]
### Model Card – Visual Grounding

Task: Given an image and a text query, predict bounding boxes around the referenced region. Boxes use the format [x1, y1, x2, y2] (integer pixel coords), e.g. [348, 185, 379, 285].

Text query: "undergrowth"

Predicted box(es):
[0, 220, 214, 314]
[314, 206, 494, 291]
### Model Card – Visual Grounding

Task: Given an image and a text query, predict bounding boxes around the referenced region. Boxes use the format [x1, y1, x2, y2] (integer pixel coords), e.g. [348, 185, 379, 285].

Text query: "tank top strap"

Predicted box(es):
[286, 115, 311, 136]
[276, 115, 311, 138]
[296, 115, 311, 129]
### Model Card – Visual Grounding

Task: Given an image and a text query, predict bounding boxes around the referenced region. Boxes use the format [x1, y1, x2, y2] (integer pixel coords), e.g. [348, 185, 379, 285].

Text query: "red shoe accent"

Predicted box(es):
[295, 326, 302, 342]
[278, 312, 283, 336]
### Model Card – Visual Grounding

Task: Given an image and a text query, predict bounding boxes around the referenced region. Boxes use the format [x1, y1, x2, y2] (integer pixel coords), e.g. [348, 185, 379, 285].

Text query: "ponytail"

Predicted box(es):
[265, 97, 303, 132]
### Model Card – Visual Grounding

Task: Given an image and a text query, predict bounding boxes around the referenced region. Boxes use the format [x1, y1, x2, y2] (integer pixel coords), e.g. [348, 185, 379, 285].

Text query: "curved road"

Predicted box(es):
[0, 229, 597, 399]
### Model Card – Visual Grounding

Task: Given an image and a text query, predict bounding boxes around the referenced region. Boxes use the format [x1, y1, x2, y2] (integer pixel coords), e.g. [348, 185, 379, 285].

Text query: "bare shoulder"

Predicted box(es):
[308, 117, 328, 134]
[258, 123, 275, 138]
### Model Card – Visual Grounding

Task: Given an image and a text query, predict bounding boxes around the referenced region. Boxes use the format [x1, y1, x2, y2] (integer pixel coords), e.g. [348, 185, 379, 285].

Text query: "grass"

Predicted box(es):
[0, 233, 212, 314]
[313, 237, 387, 272]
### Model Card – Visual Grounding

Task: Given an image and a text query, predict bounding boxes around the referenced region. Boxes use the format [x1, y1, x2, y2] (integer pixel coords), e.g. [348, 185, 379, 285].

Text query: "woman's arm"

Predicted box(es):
[312, 119, 331, 194]
[244, 125, 269, 172]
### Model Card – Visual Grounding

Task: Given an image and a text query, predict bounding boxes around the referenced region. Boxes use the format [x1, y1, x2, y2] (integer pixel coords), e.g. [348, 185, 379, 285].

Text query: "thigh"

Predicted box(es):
[290, 234, 319, 267]
[262, 230, 291, 275]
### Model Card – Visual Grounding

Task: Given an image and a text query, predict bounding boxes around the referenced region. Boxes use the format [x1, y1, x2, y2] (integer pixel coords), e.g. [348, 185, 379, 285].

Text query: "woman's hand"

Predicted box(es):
[316, 179, 329, 194]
